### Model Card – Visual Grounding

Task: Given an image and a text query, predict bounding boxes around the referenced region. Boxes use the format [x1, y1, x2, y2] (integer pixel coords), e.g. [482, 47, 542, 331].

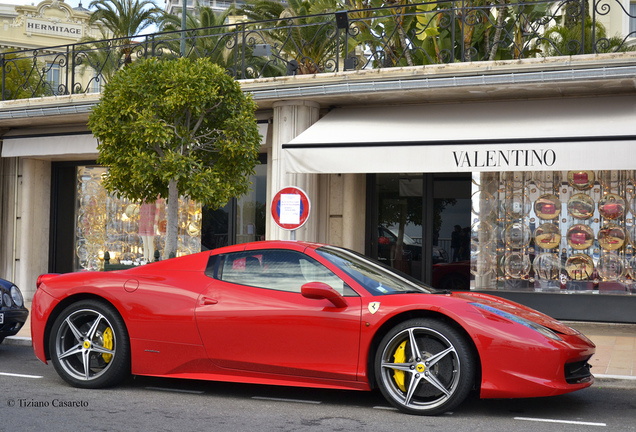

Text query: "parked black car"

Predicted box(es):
[0, 278, 28, 344]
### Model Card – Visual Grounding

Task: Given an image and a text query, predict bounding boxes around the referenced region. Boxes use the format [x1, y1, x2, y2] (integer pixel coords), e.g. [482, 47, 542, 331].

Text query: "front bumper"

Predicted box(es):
[479, 331, 595, 399]
[0, 308, 29, 338]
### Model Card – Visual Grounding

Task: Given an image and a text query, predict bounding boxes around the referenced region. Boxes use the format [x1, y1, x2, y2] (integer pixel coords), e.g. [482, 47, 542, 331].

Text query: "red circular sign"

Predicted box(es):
[271, 186, 311, 230]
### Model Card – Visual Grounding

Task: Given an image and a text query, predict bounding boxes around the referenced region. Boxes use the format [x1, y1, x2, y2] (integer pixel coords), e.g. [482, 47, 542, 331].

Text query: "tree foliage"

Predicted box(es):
[1, 52, 50, 100]
[239, 0, 343, 74]
[88, 0, 163, 39]
[88, 57, 261, 257]
[78, 0, 163, 82]
[158, 4, 285, 78]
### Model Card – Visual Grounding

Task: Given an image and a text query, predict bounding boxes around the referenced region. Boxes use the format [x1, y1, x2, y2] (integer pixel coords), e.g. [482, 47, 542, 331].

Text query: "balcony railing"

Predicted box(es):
[1, 0, 635, 101]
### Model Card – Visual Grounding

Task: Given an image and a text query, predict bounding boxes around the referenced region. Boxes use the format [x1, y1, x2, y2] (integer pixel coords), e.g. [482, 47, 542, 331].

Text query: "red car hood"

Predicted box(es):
[450, 291, 580, 336]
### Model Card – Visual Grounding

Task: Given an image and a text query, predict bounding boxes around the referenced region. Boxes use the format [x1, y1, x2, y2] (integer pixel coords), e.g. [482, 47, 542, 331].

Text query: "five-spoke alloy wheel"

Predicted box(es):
[49, 300, 130, 388]
[375, 318, 476, 415]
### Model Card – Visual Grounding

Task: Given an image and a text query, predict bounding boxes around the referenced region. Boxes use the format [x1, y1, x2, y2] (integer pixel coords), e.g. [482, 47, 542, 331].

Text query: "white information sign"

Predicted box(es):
[279, 194, 301, 224]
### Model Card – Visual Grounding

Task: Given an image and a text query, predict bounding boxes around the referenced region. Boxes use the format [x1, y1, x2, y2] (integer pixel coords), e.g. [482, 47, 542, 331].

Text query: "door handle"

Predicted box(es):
[201, 297, 218, 305]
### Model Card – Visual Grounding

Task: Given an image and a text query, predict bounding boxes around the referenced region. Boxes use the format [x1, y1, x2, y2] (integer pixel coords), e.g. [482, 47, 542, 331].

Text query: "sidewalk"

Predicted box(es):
[5, 302, 636, 380]
[565, 321, 636, 379]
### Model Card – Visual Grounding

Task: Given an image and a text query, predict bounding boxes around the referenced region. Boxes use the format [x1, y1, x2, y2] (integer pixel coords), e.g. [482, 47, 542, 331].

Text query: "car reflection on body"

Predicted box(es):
[0, 278, 29, 344]
[378, 226, 449, 277]
[432, 260, 471, 291]
[32, 241, 594, 415]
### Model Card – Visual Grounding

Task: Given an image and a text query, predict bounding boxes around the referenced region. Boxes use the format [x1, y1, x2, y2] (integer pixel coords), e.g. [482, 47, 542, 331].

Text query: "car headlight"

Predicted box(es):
[10, 285, 24, 308]
[471, 303, 562, 341]
[2, 292, 11, 308]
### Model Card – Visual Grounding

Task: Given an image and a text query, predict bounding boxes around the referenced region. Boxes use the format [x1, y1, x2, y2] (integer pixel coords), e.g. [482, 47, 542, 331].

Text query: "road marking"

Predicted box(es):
[145, 386, 204, 394]
[0, 372, 43, 379]
[252, 396, 321, 404]
[515, 417, 607, 427]
[373, 406, 398, 411]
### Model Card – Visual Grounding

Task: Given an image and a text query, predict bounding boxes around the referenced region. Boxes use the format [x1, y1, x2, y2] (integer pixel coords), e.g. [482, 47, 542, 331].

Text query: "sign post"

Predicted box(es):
[271, 186, 311, 240]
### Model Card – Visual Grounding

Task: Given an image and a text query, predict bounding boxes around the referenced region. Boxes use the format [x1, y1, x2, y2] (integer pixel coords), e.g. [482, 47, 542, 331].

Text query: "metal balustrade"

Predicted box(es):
[1, 0, 635, 100]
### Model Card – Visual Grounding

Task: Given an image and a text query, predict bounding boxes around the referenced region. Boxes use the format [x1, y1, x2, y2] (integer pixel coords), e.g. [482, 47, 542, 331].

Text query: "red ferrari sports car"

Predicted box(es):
[31, 241, 595, 415]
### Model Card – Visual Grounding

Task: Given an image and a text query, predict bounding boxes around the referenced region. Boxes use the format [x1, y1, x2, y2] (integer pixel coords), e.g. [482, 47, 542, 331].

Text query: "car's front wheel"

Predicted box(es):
[49, 300, 130, 388]
[375, 318, 476, 415]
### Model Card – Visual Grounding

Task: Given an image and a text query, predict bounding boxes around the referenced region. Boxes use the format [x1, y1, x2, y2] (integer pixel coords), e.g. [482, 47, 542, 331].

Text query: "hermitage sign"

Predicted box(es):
[26, 19, 83, 37]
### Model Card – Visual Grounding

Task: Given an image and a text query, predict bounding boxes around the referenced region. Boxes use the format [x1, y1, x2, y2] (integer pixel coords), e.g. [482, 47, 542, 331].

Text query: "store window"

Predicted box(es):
[50, 156, 267, 273]
[201, 154, 268, 250]
[74, 166, 201, 270]
[471, 170, 636, 295]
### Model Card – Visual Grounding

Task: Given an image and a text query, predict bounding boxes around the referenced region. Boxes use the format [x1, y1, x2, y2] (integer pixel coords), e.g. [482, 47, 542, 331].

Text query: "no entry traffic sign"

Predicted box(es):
[271, 186, 311, 231]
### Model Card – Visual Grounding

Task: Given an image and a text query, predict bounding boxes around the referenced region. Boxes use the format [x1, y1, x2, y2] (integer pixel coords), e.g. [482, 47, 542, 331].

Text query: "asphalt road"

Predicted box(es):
[1, 343, 635, 432]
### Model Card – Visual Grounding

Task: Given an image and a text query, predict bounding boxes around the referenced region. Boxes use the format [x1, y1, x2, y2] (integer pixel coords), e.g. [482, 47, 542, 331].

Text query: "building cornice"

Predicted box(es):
[1, 53, 636, 129]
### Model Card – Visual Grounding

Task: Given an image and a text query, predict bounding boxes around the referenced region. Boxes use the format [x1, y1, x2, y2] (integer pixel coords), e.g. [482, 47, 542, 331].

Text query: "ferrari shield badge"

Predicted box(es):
[368, 302, 380, 314]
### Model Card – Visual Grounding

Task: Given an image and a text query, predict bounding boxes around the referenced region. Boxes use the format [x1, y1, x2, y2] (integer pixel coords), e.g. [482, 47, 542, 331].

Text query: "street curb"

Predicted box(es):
[594, 375, 636, 389]
[595, 374, 636, 381]
[3, 336, 32, 347]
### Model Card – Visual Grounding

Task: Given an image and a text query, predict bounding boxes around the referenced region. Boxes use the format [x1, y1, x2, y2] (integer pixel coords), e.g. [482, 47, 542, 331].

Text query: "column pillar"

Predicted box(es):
[268, 100, 320, 241]
[17, 158, 51, 299]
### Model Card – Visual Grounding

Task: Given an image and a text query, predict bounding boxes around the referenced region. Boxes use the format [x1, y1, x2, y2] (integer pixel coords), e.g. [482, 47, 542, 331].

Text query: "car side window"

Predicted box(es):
[219, 249, 349, 295]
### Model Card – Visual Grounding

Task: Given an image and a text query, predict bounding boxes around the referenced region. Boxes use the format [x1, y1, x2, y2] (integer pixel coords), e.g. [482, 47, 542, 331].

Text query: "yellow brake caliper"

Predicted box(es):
[393, 341, 407, 392]
[102, 327, 113, 363]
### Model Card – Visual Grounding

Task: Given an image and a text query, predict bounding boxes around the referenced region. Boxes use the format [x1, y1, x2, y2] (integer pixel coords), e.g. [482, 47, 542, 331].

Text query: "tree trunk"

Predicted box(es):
[164, 178, 179, 259]
[488, 2, 508, 61]
[397, 26, 414, 67]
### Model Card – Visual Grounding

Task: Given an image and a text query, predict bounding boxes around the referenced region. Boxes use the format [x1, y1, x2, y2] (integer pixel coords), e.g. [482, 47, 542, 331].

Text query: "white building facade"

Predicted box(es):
[3, 2, 636, 323]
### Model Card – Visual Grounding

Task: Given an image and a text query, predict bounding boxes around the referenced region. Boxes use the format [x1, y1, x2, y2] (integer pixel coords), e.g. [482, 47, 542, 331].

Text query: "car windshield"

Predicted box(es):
[316, 246, 435, 295]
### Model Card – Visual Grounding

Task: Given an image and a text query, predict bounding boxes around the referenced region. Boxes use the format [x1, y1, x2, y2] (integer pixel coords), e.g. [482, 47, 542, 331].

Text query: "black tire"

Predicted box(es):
[374, 318, 476, 415]
[49, 300, 130, 388]
[0, 337, 4, 345]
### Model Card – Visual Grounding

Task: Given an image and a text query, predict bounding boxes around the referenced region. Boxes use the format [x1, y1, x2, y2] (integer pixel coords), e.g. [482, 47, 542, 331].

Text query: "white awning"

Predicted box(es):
[1, 131, 98, 159]
[283, 95, 636, 174]
[1, 122, 270, 159]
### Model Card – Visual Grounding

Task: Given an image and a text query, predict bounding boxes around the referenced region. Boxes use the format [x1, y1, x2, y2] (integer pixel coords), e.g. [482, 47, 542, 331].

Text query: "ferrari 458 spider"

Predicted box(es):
[32, 241, 594, 415]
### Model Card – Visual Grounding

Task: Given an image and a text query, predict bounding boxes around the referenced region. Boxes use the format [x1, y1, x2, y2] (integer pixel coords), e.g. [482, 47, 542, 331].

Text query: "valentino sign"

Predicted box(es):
[452, 148, 557, 169]
[26, 19, 82, 37]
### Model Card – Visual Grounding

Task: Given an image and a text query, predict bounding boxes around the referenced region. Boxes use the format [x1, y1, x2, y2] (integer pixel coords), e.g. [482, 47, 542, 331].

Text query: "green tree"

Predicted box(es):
[1, 52, 50, 100]
[542, 18, 631, 56]
[240, 0, 343, 74]
[158, 3, 233, 62]
[89, 0, 162, 39]
[84, 0, 163, 70]
[73, 0, 163, 93]
[158, 4, 283, 78]
[348, 0, 549, 66]
[88, 57, 261, 258]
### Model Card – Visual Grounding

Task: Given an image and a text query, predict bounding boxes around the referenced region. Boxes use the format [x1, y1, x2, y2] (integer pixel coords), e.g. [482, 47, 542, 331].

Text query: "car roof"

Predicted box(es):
[211, 240, 328, 255]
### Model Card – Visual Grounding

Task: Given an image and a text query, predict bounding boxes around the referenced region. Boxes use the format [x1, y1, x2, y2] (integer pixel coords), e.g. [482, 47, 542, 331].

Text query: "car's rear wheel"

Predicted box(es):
[49, 300, 130, 388]
[375, 318, 476, 415]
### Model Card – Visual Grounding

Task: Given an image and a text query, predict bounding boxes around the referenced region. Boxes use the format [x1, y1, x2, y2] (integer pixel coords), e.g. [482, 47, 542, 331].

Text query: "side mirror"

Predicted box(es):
[301, 282, 348, 309]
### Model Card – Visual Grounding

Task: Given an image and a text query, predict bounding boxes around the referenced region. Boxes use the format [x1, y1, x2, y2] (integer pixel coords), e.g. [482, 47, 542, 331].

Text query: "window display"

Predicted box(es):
[471, 170, 636, 294]
[75, 166, 202, 271]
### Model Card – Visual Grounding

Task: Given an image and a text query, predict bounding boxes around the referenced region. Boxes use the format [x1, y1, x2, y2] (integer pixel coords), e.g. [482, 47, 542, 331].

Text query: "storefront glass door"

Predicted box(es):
[368, 173, 472, 289]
